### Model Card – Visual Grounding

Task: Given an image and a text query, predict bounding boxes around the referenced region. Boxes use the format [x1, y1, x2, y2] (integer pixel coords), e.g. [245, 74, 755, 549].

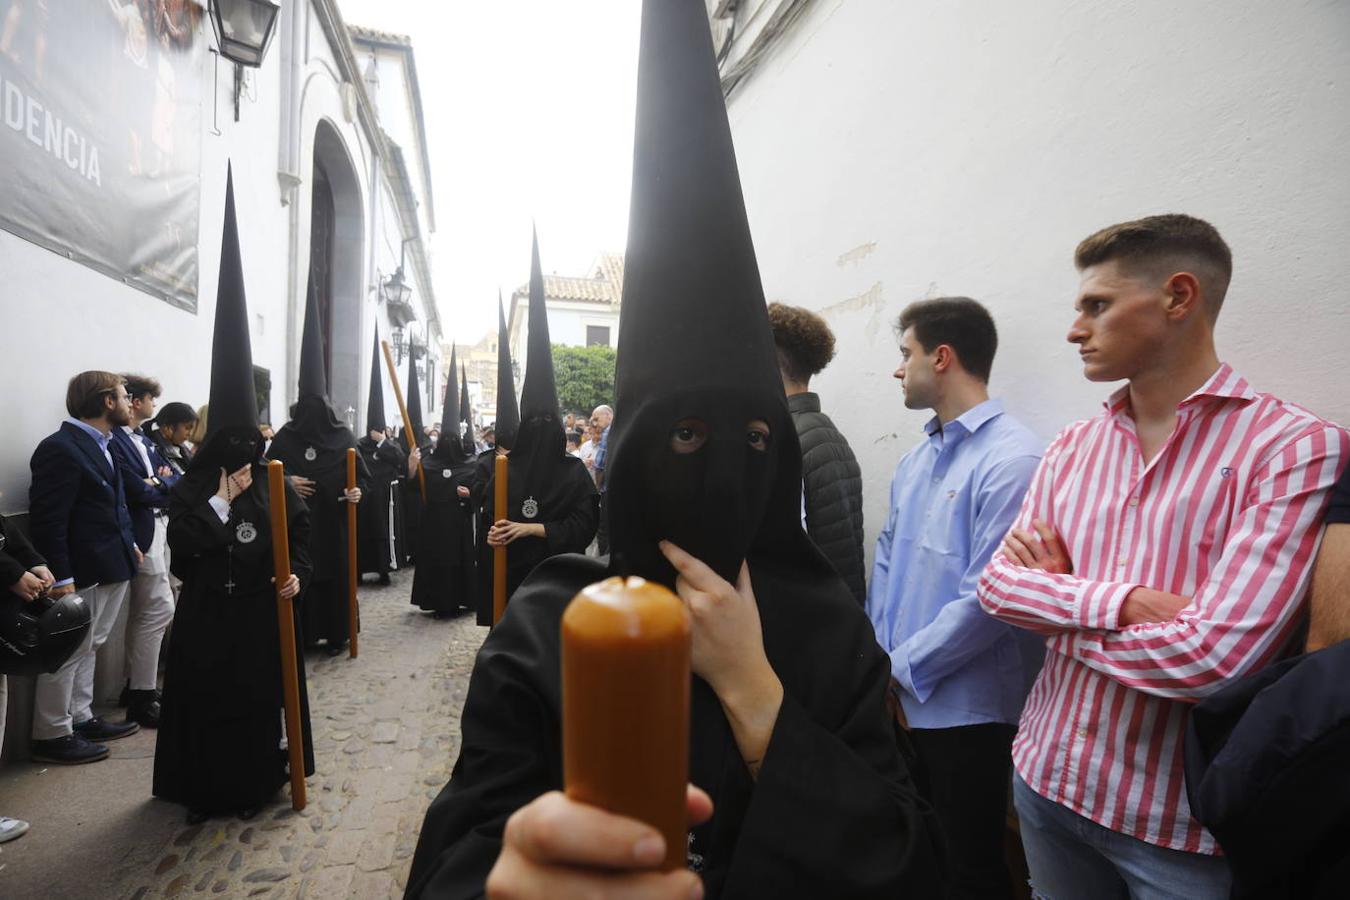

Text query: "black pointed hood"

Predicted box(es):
[206, 164, 259, 437]
[193, 164, 264, 475]
[519, 229, 560, 421]
[402, 345, 426, 454]
[606, 0, 808, 587]
[460, 362, 474, 454]
[494, 291, 520, 450]
[366, 331, 386, 434]
[432, 346, 469, 464]
[273, 268, 350, 454]
[298, 274, 328, 400]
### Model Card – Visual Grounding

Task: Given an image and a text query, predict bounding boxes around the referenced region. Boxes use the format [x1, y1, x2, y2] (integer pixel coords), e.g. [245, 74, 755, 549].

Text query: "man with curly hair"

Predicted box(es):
[766, 302, 867, 604]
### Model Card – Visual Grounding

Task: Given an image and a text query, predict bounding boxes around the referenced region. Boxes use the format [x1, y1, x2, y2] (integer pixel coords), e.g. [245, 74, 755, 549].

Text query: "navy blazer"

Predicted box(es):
[1186, 640, 1350, 898]
[29, 422, 137, 587]
[109, 427, 172, 553]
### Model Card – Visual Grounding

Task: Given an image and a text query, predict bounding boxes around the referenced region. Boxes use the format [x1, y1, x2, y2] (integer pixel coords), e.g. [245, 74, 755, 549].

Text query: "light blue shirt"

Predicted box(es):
[865, 399, 1045, 729]
[65, 417, 113, 469]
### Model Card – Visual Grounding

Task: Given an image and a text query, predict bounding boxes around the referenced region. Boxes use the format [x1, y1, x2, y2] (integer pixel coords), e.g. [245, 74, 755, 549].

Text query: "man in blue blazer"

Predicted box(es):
[109, 374, 176, 728]
[28, 371, 142, 764]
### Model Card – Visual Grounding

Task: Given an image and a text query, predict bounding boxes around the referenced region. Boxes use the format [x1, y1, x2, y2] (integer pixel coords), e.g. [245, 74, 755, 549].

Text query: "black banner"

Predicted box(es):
[0, 0, 205, 311]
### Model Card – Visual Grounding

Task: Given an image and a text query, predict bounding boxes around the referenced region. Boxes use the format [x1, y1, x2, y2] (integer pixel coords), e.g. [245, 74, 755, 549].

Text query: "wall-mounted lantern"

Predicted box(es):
[209, 0, 281, 121]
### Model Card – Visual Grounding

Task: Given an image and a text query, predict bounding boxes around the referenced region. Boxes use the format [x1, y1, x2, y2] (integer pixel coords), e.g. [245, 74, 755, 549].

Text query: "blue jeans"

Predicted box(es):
[1012, 774, 1231, 900]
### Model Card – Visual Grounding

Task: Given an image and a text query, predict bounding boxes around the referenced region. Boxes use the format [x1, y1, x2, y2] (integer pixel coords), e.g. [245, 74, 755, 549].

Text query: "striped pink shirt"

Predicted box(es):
[977, 364, 1348, 853]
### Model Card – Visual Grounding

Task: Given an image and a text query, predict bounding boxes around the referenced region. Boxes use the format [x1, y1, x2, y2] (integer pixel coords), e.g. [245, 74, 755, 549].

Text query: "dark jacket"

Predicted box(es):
[788, 392, 866, 604]
[110, 427, 172, 553]
[1185, 639, 1350, 899]
[29, 421, 138, 587]
[0, 515, 46, 589]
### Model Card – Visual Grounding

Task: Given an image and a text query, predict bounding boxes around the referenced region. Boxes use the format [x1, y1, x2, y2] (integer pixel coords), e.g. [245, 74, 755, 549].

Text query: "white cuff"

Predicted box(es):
[207, 495, 231, 524]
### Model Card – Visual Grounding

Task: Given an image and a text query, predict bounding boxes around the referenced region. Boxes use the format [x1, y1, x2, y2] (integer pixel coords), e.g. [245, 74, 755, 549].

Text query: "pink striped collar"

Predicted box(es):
[1103, 362, 1256, 416]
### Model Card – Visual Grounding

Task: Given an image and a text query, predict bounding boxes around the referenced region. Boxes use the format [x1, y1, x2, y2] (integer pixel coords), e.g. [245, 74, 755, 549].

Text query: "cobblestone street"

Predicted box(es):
[0, 570, 484, 899]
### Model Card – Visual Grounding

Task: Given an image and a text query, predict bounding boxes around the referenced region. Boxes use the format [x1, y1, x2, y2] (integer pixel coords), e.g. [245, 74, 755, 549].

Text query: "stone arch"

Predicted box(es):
[310, 118, 364, 422]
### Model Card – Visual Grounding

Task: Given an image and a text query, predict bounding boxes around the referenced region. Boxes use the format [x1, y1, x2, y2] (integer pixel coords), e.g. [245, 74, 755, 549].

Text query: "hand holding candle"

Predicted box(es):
[562, 575, 691, 871]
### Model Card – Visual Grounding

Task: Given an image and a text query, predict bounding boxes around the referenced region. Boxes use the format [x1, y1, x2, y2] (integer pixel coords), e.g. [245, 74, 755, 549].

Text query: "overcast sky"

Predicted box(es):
[336, 0, 640, 344]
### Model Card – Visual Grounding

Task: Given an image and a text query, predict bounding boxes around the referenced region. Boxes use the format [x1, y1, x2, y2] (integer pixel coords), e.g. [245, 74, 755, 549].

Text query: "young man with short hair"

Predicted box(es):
[110, 373, 176, 726]
[867, 296, 1044, 898]
[768, 302, 867, 605]
[29, 371, 142, 763]
[978, 214, 1348, 897]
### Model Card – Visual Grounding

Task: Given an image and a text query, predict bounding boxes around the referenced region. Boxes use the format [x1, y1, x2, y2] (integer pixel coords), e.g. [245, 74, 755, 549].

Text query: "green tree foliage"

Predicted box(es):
[551, 343, 617, 416]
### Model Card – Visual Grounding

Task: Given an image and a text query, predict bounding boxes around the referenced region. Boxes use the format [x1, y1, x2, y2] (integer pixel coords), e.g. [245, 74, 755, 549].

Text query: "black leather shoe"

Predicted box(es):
[119, 683, 162, 707]
[377, 573, 391, 586]
[127, 690, 161, 728]
[31, 733, 109, 765]
[74, 716, 140, 742]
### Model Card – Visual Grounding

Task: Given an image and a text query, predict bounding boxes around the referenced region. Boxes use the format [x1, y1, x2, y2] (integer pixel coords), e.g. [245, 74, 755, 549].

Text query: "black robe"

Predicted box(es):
[358, 436, 406, 577]
[267, 426, 370, 647]
[400, 435, 430, 567]
[154, 467, 316, 813]
[406, 553, 943, 898]
[410, 455, 478, 613]
[472, 452, 597, 626]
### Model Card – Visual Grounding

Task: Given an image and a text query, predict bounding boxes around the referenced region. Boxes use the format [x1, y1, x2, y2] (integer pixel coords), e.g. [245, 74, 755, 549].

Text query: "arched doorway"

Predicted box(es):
[308, 121, 364, 421]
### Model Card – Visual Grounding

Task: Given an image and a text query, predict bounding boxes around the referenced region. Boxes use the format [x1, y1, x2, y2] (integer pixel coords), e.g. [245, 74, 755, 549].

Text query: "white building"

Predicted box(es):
[0, 1, 440, 761]
[507, 252, 623, 388]
[0, 1, 441, 515]
[713, 0, 1350, 564]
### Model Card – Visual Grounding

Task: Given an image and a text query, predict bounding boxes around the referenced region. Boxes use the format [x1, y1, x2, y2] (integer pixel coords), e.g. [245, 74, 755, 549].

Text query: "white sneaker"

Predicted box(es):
[0, 816, 29, 843]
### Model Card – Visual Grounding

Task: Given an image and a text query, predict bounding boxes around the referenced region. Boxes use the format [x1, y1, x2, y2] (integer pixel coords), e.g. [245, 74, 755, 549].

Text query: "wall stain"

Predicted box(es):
[820, 281, 885, 335]
[836, 241, 878, 267]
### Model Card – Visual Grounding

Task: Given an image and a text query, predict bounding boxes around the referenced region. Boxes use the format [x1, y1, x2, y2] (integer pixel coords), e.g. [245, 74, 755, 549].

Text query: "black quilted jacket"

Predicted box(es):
[788, 392, 867, 605]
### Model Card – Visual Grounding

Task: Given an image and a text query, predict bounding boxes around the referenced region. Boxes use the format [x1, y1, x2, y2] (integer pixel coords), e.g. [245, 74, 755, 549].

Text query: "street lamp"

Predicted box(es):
[391, 325, 408, 365]
[382, 267, 413, 307]
[209, 0, 281, 120]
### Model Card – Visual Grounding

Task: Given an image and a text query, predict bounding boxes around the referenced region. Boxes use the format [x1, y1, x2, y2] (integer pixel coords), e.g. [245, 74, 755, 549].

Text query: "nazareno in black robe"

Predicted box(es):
[267, 397, 370, 648]
[358, 435, 405, 577]
[154, 457, 316, 814]
[471, 420, 598, 627]
[406, 547, 942, 898]
[411, 453, 479, 614]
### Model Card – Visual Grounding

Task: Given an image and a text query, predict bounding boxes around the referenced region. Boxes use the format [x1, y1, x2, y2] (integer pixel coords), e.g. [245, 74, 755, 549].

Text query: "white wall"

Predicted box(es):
[724, 0, 1350, 565]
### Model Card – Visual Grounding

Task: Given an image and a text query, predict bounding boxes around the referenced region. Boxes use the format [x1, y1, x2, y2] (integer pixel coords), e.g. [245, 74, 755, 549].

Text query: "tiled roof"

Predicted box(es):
[511, 253, 624, 306]
[348, 25, 412, 47]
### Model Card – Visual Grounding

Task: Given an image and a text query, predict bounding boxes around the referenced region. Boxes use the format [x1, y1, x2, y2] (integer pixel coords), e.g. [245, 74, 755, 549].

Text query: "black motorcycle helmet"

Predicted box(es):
[0, 591, 91, 676]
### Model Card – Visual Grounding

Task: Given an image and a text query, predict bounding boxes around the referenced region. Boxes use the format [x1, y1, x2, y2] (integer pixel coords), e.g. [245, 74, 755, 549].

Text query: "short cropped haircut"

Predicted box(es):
[895, 297, 998, 383]
[155, 401, 199, 428]
[66, 371, 124, 419]
[123, 373, 162, 401]
[1075, 214, 1232, 317]
[767, 302, 836, 384]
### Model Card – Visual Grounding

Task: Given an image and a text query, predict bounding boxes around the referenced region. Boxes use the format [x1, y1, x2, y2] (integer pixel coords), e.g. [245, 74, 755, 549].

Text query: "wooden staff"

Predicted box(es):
[346, 447, 359, 659]
[493, 452, 508, 624]
[380, 339, 427, 502]
[267, 460, 307, 811]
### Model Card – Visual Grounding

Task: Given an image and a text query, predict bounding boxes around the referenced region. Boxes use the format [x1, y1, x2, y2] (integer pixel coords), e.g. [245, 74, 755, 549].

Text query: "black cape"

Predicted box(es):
[410, 454, 479, 613]
[1185, 639, 1350, 899]
[358, 435, 406, 577]
[154, 465, 315, 812]
[267, 400, 370, 647]
[406, 553, 941, 898]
